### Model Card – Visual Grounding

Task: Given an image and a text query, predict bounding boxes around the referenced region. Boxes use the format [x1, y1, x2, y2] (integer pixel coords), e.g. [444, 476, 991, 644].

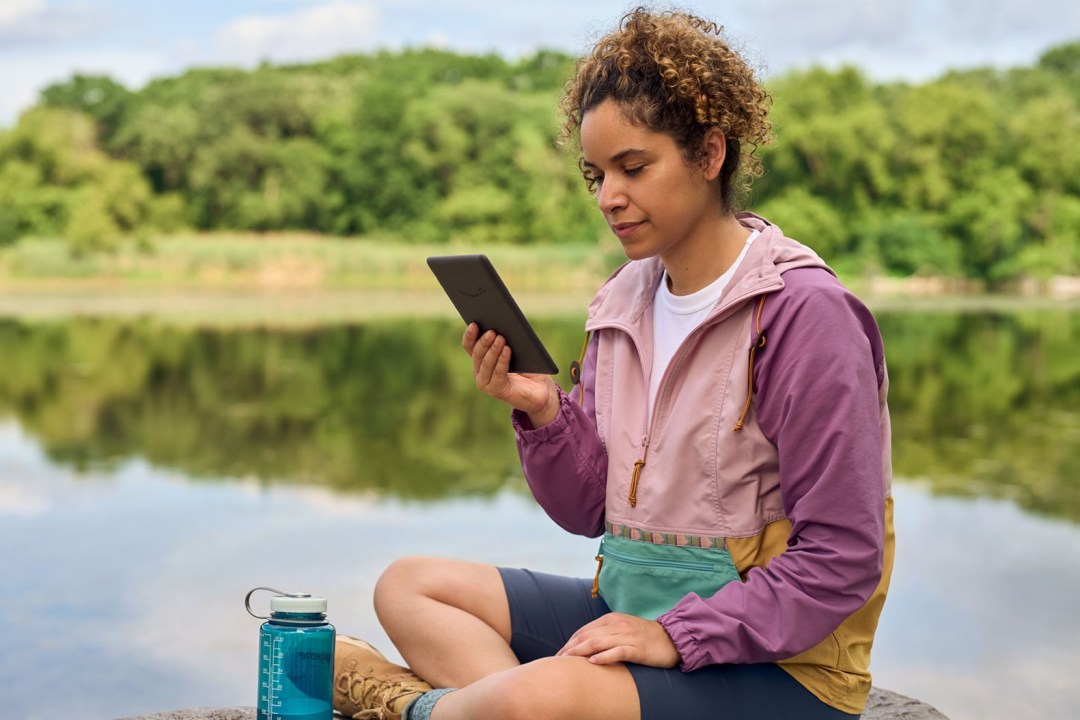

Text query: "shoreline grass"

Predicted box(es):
[2, 233, 1079, 325]
[0, 233, 618, 292]
[0, 233, 614, 325]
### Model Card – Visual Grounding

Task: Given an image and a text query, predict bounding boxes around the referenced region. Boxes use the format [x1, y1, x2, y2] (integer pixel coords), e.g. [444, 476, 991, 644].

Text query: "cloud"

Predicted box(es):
[0, 0, 107, 46]
[0, 0, 47, 27]
[737, 0, 1080, 80]
[0, 46, 167, 127]
[213, 0, 381, 65]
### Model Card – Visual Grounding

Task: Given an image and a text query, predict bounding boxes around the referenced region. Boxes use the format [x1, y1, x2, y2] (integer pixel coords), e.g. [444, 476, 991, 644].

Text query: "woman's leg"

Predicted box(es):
[374, 556, 520, 688]
[376, 560, 639, 720]
[372, 560, 852, 720]
[430, 655, 639, 720]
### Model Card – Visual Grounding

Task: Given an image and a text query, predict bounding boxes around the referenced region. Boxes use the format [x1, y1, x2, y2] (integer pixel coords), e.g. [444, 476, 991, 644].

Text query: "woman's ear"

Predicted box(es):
[700, 128, 727, 181]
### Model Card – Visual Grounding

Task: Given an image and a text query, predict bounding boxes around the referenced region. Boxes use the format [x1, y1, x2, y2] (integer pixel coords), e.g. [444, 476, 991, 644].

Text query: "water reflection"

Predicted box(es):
[879, 482, 1080, 720]
[2, 309, 1080, 720]
[2, 419, 1079, 720]
[1, 311, 1078, 518]
[0, 420, 598, 719]
[880, 311, 1080, 521]
[0, 317, 585, 498]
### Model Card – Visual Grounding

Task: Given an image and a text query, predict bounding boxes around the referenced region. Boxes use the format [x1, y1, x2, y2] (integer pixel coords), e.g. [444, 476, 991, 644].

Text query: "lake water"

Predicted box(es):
[1, 309, 1079, 720]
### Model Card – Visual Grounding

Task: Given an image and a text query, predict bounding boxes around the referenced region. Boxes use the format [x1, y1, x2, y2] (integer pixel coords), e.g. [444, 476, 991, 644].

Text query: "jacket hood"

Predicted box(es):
[587, 213, 832, 328]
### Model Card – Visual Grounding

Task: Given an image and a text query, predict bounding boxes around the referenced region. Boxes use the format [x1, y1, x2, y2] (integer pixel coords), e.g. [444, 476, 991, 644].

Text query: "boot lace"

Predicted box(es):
[336, 670, 422, 719]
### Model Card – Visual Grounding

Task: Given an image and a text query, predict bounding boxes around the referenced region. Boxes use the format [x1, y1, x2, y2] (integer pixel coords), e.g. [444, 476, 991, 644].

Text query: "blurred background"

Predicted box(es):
[1, 2, 1079, 719]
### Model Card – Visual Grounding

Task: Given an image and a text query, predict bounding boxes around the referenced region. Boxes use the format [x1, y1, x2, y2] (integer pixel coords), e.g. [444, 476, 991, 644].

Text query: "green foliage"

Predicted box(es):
[755, 44, 1080, 281]
[754, 186, 847, 259]
[863, 211, 959, 277]
[39, 73, 132, 141]
[319, 53, 600, 243]
[1015, 193, 1080, 277]
[0, 107, 162, 252]
[3, 40, 1077, 277]
[1007, 90, 1080, 196]
[1038, 40, 1080, 80]
[400, 79, 596, 244]
[944, 167, 1034, 281]
[760, 66, 896, 211]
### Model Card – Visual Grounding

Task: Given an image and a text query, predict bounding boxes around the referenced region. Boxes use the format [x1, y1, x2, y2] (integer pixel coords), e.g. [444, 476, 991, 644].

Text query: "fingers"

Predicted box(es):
[561, 634, 630, 664]
[461, 324, 550, 417]
[461, 323, 479, 353]
[557, 616, 626, 661]
[474, 332, 507, 384]
[584, 646, 633, 665]
[559, 634, 633, 665]
[556, 614, 680, 668]
[465, 326, 513, 397]
[559, 634, 618, 663]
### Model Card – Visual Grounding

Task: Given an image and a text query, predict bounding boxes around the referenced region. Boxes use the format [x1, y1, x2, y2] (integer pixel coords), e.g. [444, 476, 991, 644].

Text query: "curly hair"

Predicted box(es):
[560, 7, 772, 212]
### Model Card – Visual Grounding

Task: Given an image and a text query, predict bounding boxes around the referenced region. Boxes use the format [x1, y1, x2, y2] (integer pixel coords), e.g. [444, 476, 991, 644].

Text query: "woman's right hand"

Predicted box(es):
[463, 323, 560, 427]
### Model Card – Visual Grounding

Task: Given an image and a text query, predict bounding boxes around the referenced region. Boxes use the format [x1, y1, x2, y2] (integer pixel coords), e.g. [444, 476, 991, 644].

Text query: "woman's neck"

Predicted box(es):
[662, 214, 751, 296]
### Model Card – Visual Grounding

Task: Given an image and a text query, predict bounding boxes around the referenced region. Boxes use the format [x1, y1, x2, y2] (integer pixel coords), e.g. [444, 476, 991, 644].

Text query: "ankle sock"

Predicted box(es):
[404, 687, 456, 720]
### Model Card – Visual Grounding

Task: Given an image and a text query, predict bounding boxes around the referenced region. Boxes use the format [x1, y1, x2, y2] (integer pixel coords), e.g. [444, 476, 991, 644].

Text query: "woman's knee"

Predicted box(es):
[494, 658, 579, 720]
[461, 657, 637, 720]
[373, 557, 510, 636]
[373, 555, 437, 615]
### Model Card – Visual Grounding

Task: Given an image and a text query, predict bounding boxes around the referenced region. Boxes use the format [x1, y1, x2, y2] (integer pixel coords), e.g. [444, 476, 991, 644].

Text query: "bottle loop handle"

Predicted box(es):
[244, 586, 312, 620]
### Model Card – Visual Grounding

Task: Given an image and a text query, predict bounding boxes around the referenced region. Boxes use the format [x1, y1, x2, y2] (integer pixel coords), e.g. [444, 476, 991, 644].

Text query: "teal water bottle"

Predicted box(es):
[246, 587, 335, 720]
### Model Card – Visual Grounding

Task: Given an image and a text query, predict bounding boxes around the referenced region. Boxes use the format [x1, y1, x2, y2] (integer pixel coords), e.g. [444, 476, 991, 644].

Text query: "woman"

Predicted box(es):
[334, 8, 894, 720]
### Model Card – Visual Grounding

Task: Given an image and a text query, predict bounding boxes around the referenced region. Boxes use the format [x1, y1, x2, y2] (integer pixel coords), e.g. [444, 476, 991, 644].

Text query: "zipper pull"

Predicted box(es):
[591, 554, 604, 598]
[629, 460, 645, 507]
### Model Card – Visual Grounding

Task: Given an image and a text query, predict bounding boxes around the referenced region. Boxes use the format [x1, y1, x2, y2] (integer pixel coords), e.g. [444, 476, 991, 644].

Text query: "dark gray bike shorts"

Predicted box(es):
[498, 567, 860, 720]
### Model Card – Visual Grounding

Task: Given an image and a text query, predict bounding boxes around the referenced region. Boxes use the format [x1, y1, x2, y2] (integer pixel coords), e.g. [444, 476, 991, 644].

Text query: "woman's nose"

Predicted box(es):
[597, 178, 627, 213]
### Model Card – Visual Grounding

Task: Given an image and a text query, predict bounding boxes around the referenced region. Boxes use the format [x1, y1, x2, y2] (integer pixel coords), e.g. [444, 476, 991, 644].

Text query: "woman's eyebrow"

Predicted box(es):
[582, 148, 648, 168]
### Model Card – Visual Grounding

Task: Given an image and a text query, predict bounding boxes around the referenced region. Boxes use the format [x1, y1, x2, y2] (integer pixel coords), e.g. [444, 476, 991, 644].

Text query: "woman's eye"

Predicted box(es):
[625, 166, 645, 177]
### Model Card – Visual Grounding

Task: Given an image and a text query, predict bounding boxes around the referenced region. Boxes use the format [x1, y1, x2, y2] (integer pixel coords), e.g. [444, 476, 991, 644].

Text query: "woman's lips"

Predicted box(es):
[611, 221, 643, 239]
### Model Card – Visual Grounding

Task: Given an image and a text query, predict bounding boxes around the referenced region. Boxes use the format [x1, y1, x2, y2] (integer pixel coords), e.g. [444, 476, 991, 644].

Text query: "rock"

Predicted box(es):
[866, 687, 951, 719]
[118, 710, 255, 720]
[118, 688, 948, 719]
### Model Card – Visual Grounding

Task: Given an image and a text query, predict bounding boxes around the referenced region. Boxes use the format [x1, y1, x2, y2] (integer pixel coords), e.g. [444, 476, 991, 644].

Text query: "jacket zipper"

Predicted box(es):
[602, 542, 718, 572]
[591, 542, 719, 598]
[591, 280, 784, 511]
[627, 323, 693, 507]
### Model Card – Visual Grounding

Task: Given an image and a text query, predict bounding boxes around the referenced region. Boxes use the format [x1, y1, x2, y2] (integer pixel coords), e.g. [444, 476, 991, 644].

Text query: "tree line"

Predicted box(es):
[1, 41, 1079, 281]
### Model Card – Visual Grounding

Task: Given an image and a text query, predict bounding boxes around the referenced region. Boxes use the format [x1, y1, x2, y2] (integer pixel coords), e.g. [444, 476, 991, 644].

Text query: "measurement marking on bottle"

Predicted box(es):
[263, 635, 284, 719]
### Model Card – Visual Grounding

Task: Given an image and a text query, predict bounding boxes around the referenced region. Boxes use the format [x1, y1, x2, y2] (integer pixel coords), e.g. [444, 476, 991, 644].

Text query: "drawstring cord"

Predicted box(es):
[591, 553, 604, 598]
[628, 460, 646, 507]
[733, 295, 767, 432]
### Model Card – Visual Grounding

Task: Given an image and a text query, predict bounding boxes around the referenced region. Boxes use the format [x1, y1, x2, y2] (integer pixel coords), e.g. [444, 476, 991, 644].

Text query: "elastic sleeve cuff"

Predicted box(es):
[511, 388, 574, 443]
[656, 607, 706, 672]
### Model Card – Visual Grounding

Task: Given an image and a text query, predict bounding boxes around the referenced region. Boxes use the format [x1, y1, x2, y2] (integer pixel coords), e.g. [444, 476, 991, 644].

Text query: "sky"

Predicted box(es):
[1, 0, 1079, 127]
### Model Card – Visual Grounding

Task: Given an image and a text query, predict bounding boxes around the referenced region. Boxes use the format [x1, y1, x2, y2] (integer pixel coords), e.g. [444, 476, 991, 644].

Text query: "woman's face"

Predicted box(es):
[579, 99, 723, 263]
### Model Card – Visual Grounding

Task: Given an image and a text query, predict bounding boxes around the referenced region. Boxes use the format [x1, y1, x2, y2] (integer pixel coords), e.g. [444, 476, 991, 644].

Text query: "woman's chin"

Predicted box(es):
[616, 238, 655, 262]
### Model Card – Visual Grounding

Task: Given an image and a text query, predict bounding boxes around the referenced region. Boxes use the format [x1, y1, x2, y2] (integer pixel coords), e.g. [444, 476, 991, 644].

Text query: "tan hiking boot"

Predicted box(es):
[333, 635, 433, 720]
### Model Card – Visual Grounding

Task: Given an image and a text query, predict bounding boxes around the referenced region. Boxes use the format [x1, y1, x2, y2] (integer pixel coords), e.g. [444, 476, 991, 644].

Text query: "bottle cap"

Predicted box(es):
[270, 594, 327, 614]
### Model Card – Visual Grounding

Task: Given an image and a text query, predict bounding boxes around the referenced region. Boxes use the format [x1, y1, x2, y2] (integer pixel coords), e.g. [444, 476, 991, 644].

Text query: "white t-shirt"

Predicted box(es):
[648, 230, 759, 418]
